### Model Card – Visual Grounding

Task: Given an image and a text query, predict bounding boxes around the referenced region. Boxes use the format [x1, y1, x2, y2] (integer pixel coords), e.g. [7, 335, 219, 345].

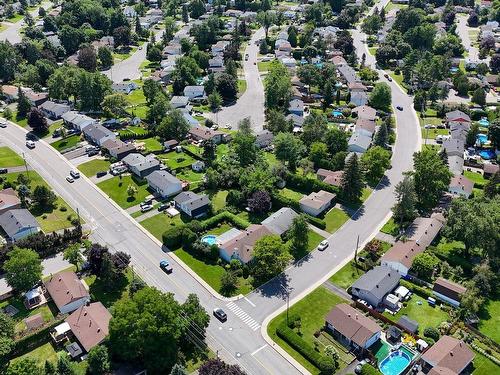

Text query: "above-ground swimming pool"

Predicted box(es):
[477, 134, 488, 145]
[201, 235, 217, 246]
[332, 110, 343, 117]
[479, 118, 490, 127]
[379, 350, 412, 375]
[479, 149, 496, 160]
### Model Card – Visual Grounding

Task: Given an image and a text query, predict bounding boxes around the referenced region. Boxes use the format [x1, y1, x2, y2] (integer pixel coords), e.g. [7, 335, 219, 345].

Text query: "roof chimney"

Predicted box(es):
[376, 285, 379, 288]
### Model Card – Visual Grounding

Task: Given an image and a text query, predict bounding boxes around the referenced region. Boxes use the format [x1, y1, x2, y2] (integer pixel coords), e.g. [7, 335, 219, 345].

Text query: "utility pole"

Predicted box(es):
[354, 235, 360, 274]
[22, 152, 30, 180]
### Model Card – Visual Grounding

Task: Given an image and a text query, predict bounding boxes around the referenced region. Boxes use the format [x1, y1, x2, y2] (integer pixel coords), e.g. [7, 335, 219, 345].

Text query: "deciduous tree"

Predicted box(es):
[87, 345, 111, 375]
[27, 108, 48, 132]
[361, 146, 391, 185]
[4, 248, 43, 293]
[392, 175, 417, 226]
[252, 235, 292, 282]
[156, 109, 190, 141]
[274, 132, 305, 172]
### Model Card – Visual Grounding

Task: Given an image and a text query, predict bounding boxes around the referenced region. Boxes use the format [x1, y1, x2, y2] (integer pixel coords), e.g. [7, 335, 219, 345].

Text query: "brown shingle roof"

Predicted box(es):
[219, 224, 272, 263]
[433, 278, 467, 302]
[43, 271, 89, 311]
[421, 336, 474, 374]
[300, 190, 336, 209]
[317, 169, 344, 187]
[405, 217, 444, 249]
[0, 188, 21, 211]
[449, 175, 474, 195]
[483, 163, 499, 174]
[325, 303, 381, 348]
[381, 240, 425, 269]
[66, 302, 111, 352]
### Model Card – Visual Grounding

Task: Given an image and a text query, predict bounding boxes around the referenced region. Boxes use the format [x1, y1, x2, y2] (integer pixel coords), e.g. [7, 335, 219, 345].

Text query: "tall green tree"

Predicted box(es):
[369, 82, 391, 111]
[341, 154, 364, 202]
[252, 235, 292, 282]
[4, 248, 43, 293]
[361, 146, 391, 185]
[87, 345, 111, 375]
[412, 149, 452, 210]
[392, 175, 417, 226]
[257, 11, 276, 40]
[6, 357, 42, 375]
[63, 243, 84, 271]
[289, 215, 309, 257]
[17, 88, 32, 118]
[147, 93, 171, 126]
[101, 93, 129, 118]
[232, 119, 258, 167]
[264, 61, 291, 111]
[274, 132, 305, 172]
[156, 109, 190, 141]
[374, 122, 388, 147]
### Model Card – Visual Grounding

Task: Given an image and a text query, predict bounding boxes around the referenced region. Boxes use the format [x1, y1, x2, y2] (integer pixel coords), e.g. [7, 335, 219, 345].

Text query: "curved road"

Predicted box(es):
[0, 1, 421, 374]
[208, 28, 266, 131]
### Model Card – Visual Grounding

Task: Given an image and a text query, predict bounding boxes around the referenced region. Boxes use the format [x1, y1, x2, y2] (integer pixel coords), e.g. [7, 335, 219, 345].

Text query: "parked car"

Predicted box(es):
[26, 140, 35, 149]
[0, 119, 7, 128]
[160, 260, 173, 273]
[213, 308, 227, 322]
[317, 240, 329, 251]
[245, 54, 249, 61]
[0, 168, 8, 174]
[140, 204, 153, 212]
[96, 171, 107, 178]
[66, 176, 74, 183]
[87, 149, 99, 156]
[70, 170, 80, 179]
[396, 106, 403, 111]
[158, 203, 169, 212]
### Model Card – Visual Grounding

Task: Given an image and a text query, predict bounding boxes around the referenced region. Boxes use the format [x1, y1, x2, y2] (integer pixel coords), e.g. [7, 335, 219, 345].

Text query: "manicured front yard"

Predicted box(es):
[382, 294, 450, 332]
[257, 61, 272, 72]
[0, 146, 24, 167]
[267, 286, 349, 375]
[323, 207, 350, 233]
[329, 261, 364, 289]
[306, 230, 325, 252]
[381, 217, 399, 236]
[139, 213, 190, 240]
[77, 159, 111, 177]
[50, 134, 81, 152]
[84, 268, 134, 308]
[97, 174, 150, 209]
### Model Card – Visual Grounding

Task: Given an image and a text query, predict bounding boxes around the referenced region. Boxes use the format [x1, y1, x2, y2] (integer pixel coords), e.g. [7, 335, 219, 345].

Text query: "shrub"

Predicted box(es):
[305, 215, 326, 229]
[199, 211, 250, 230]
[162, 225, 185, 249]
[59, 206, 67, 212]
[360, 364, 382, 375]
[285, 173, 340, 196]
[424, 327, 440, 341]
[399, 279, 433, 299]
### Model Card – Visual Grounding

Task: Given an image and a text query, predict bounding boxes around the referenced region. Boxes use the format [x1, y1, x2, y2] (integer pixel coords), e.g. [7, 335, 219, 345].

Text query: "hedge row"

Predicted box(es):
[200, 211, 250, 230]
[119, 130, 154, 141]
[305, 215, 326, 230]
[360, 364, 383, 375]
[285, 173, 340, 196]
[276, 322, 336, 374]
[400, 279, 433, 299]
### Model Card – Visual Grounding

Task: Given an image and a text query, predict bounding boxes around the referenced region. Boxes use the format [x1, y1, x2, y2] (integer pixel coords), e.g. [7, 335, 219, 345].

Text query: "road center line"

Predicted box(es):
[251, 344, 268, 356]
[244, 297, 256, 307]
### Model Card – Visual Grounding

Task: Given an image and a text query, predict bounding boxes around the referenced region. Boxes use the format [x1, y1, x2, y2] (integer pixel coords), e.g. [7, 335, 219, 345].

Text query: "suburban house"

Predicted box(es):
[448, 155, 464, 176]
[218, 224, 272, 263]
[183, 86, 206, 100]
[82, 124, 116, 146]
[0, 209, 40, 241]
[255, 130, 274, 148]
[325, 303, 382, 351]
[208, 56, 225, 73]
[433, 278, 467, 307]
[448, 175, 474, 198]
[145, 170, 182, 198]
[211, 40, 229, 54]
[170, 96, 190, 109]
[350, 91, 368, 107]
[163, 139, 179, 151]
[61, 111, 97, 131]
[25, 91, 48, 107]
[380, 240, 424, 276]
[286, 113, 304, 128]
[483, 163, 500, 178]
[419, 336, 474, 374]
[162, 43, 182, 57]
[192, 160, 205, 172]
[348, 131, 372, 153]
[445, 110, 471, 128]
[1, 85, 19, 102]
[449, 122, 469, 141]
[122, 153, 160, 178]
[337, 65, 358, 85]
[0, 189, 21, 214]
[351, 266, 401, 308]
[189, 125, 224, 144]
[112, 81, 139, 94]
[261, 207, 298, 236]
[101, 139, 136, 159]
[405, 215, 445, 248]
[352, 105, 377, 121]
[299, 190, 336, 217]
[442, 138, 465, 158]
[39, 101, 71, 119]
[43, 271, 90, 314]
[355, 118, 376, 137]
[65, 302, 112, 353]
[173, 191, 210, 218]
[288, 99, 304, 116]
[317, 169, 344, 188]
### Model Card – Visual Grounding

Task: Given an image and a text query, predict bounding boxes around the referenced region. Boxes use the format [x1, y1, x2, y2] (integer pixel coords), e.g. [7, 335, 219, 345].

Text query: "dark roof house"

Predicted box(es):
[433, 278, 467, 307]
[261, 207, 298, 236]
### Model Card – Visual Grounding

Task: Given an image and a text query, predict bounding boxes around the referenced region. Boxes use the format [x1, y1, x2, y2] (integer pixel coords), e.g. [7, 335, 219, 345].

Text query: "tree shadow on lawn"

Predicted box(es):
[87, 273, 129, 308]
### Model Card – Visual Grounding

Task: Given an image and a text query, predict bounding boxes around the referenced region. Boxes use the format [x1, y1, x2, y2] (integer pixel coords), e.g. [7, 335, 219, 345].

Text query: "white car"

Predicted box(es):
[141, 204, 153, 212]
[70, 170, 80, 179]
[317, 240, 329, 251]
[66, 176, 74, 183]
[0, 119, 6, 128]
[26, 140, 35, 149]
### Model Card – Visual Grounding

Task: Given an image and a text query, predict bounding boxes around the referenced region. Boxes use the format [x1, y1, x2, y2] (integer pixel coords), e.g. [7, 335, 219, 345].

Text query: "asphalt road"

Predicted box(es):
[102, 23, 191, 83]
[208, 28, 266, 131]
[0, 1, 53, 44]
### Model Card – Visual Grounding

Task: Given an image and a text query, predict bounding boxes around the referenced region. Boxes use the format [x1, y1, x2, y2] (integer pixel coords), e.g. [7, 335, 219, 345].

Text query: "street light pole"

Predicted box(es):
[280, 285, 290, 326]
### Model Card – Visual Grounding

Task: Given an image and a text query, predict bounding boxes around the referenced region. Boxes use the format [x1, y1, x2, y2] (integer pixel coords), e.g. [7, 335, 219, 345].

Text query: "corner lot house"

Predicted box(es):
[261, 207, 298, 236]
[0, 209, 40, 241]
[299, 190, 336, 217]
[380, 240, 424, 277]
[145, 170, 182, 198]
[351, 266, 400, 308]
[419, 336, 474, 374]
[0, 188, 22, 214]
[218, 224, 272, 263]
[122, 153, 160, 178]
[43, 271, 90, 314]
[65, 302, 111, 352]
[174, 191, 210, 218]
[39, 101, 71, 119]
[325, 303, 382, 351]
[432, 278, 466, 307]
[448, 175, 474, 198]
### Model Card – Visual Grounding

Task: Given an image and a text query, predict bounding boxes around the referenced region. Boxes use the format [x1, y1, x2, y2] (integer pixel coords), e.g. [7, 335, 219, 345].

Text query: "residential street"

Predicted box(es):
[207, 28, 266, 131]
[0, 1, 53, 44]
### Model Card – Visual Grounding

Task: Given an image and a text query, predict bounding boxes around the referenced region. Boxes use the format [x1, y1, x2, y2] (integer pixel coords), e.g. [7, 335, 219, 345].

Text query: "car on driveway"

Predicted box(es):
[26, 140, 35, 149]
[141, 204, 153, 212]
[66, 176, 74, 183]
[160, 260, 173, 273]
[317, 240, 329, 251]
[158, 203, 169, 212]
[213, 308, 227, 322]
[96, 171, 107, 178]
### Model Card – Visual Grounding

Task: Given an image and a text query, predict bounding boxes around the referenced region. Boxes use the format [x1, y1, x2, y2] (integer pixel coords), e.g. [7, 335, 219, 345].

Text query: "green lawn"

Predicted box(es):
[129, 104, 148, 119]
[174, 248, 252, 296]
[7, 14, 23, 23]
[473, 351, 500, 375]
[464, 170, 487, 188]
[210, 190, 228, 211]
[384, 2, 408, 11]
[0, 296, 58, 334]
[477, 299, 500, 343]
[306, 230, 324, 251]
[257, 60, 273, 72]
[157, 151, 195, 170]
[329, 261, 363, 289]
[97, 174, 150, 209]
[127, 88, 146, 106]
[238, 79, 247, 95]
[267, 286, 348, 375]
[184, 144, 204, 157]
[139, 213, 190, 240]
[77, 159, 111, 177]
[381, 217, 399, 236]
[323, 207, 350, 233]
[0, 146, 24, 167]
[141, 137, 163, 152]
[383, 294, 450, 333]
[176, 169, 204, 190]
[43, 120, 64, 138]
[279, 187, 304, 202]
[50, 134, 81, 152]
[2, 171, 79, 232]
[84, 268, 134, 308]
[368, 47, 377, 56]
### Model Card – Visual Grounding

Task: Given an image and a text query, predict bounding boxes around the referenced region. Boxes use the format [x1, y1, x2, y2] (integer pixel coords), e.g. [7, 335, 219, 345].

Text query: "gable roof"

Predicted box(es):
[442, 138, 464, 156]
[261, 207, 298, 235]
[174, 191, 210, 210]
[421, 336, 474, 374]
[189, 125, 222, 141]
[43, 271, 89, 310]
[445, 110, 471, 123]
[352, 105, 376, 120]
[219, 224, 273, 263]
[325, 303, 381, 347]
[355, 118, 376, 134]
[351, 266, 401, 300]
[405, 216, 445, 248]
[299, 190, 336, 209]
[0, 209, 39, 238]
[433, 278, 467, 302]
[0, 189, 21, 212]
[317, 169, 344, 187]
[145, 170, 181, 189]
[397, 315, 419, 333]
[449, 175, 474, 195]
[122, 153, 159, 171]
[348, 131, 372, 150]
[66, 302, 111, 352]
[83, 124, 114, 141]
[381, 240, 425, 269]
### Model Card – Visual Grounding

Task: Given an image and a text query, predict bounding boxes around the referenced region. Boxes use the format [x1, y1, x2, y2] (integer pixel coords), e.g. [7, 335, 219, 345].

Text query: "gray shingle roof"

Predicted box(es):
[261, 207, 298, 235]
[351, 266, 401, 301]
[0, 209, 39, 238]
[145, 170, 181, 189]
[174, 191, 210, 210]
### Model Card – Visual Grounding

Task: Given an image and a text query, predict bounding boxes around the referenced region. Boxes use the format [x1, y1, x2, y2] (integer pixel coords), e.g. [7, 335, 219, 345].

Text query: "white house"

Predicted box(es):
[112, 81, 139, 94]
[43, 271, 90, 314]
[145, 170, 182, 198]
[348, 131, 371, 153]
[299, 190, 336, 217]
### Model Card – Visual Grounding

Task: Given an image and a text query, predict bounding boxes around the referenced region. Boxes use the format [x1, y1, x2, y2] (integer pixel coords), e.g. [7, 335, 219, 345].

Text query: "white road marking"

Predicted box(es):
[226, 302, 261, 331]
[251, 344, 268, 356]
[244, 296, 256, 307]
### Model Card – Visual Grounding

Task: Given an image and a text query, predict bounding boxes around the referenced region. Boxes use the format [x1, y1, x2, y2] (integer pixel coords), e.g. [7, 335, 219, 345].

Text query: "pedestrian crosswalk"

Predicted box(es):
[226, 302, 261, 331]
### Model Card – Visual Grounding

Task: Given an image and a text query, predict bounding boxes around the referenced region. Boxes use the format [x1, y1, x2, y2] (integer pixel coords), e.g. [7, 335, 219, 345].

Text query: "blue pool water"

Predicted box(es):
[479, 149, 495, 160]
[477, 134, 488, 145]
[332, 110, 343, 117]
[379, 351, 411, 375]
[201, 235, 217, 246]
[479, 118, 490, 127]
